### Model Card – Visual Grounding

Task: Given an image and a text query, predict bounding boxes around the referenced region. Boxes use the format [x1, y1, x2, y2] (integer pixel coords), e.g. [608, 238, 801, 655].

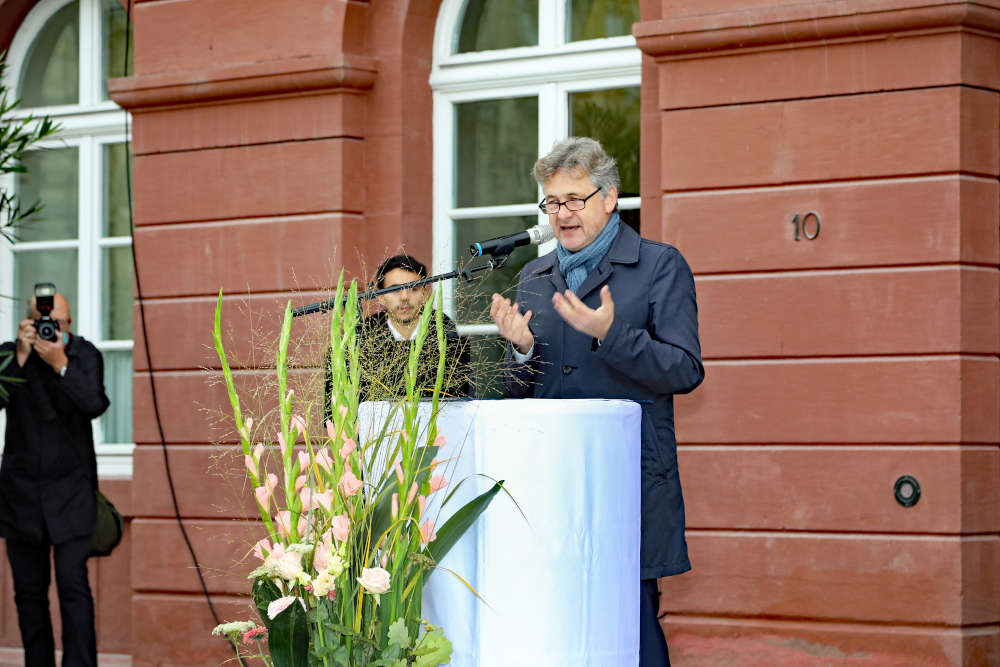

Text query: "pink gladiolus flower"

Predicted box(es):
[428, 474, 448, 494]
[295, 475, 307, 493]
[331, 514, 350, 543]
[419, 519, 437, 545]
[418, 495, 426, 517]
[239, 426, 250, 442]
[255, 473, 278, 508]
[267, 595, 303, 620]
[406, 482, 418, 505]
[253, 442, 264, 461]
[299, 487, 311, 510]
[275, 511, 306, 539]
[297, 451, 310, 471]
[339, 436, 356, 460]
[252, 538, 271, 561]
[291, 414, 307, 437]
[313, 490, 334, 512]
[245, 417, 254, 431]
[433, 434, 446, 449]
[338, 404, 348, 418]
[244, 453, 256, 476]
[326, 419, 337, 440]
[391, 493, 399, 519]
[278, 432, 288, 456]
[338, 469, 363, 498]
[393, 461, 404, 485]
[276, 511, 293, 538]
[315, 449, 334, 473]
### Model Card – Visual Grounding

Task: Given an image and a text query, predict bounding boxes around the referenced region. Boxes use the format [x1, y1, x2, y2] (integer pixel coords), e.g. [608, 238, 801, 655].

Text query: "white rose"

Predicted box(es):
[275, 551, 303, 581]
[312, 569, 335, 598]
[356, 567, 391, 595]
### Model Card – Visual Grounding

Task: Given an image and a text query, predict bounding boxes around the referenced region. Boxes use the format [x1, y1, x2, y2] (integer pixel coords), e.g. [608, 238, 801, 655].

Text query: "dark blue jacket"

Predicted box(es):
[501, 222, 704, 578]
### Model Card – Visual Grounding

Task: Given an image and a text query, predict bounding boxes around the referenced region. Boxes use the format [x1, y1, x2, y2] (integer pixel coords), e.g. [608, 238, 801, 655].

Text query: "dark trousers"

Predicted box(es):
[640, 578, 670, 666]
[5, 534, 96, 667]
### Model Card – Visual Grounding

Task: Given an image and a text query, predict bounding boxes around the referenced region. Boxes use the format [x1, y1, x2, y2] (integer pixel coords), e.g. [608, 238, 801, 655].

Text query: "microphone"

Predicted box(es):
[469, 224, 555, 258]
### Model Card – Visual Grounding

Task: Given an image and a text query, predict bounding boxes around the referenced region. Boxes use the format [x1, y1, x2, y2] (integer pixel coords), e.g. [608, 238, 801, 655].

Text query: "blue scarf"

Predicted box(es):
[556, 211, 621, 293]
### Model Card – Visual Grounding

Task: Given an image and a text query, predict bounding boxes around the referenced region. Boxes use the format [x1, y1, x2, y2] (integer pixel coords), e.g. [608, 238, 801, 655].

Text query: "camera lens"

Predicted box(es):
[35, 319, 58, 342]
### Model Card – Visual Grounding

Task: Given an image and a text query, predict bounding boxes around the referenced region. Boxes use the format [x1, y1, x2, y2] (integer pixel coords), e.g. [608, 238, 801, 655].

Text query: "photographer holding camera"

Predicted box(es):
[0, 283, 109, 667]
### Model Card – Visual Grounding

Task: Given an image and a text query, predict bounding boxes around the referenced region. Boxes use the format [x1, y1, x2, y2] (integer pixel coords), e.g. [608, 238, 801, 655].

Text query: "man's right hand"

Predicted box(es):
[490, 294, 534, 355]
[16, 319, 36, 367]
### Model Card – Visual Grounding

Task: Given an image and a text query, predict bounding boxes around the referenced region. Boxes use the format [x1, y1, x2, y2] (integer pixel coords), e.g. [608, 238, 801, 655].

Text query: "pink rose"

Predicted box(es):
[338, 469, 363, 498]
[356, 567, 391, 594]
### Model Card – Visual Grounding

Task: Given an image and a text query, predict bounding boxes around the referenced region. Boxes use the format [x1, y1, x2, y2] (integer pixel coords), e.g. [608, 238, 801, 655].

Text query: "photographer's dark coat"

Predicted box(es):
[0, 335, 109, 544]
[501, 222, 704, 579]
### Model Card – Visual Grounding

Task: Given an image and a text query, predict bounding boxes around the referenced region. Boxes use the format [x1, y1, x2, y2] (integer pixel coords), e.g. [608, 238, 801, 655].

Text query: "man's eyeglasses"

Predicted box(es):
[538, 188, 601, 215]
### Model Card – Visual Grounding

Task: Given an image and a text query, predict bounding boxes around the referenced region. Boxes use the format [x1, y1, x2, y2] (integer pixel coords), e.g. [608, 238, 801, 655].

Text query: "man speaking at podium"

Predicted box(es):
[489, 137, 704, 666]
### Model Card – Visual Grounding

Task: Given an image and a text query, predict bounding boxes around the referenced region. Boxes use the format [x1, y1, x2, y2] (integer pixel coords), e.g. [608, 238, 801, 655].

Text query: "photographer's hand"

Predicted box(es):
[16, 320, 35, 367]
[33, 334, 68, 374]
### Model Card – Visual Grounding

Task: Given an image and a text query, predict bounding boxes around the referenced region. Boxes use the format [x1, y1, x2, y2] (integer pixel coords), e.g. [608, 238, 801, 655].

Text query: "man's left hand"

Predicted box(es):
[33, 335, 68, 374]
[552, 285, 614, 341]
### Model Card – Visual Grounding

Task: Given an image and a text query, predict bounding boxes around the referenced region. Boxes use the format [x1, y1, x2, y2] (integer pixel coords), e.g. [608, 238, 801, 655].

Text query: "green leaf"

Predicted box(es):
[412, 628, 453, 667]
[387, 617, 410, 650]
[267, 600, 310, 667]
[426, 481, 504, 564]
[251, 578, 282, 627]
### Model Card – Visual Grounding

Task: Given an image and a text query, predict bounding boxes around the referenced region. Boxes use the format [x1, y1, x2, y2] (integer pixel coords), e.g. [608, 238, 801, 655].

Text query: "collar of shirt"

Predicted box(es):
[385, 319, 418, 342]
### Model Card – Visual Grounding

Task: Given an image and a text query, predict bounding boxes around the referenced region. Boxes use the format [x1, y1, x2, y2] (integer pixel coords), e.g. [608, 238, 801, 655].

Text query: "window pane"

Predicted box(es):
[15, 147, 79, 242]
[103, 143, 131, 237]
[456, 97, 538, 208]
[567, 0, 639, 42]
[569, 86, 640, 197]
[102, 246, 133, 340]
[12, 249, 78, 337]
[457, 0, 538, 53]
[454, 215, 538, 324]
[19, 2, 79, 107]
[102, 0, 132, 99]
[101, 349, 132, 443]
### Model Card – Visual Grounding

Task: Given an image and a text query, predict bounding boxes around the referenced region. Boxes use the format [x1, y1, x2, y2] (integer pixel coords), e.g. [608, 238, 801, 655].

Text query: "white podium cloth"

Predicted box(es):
[357, 399, 641, 667]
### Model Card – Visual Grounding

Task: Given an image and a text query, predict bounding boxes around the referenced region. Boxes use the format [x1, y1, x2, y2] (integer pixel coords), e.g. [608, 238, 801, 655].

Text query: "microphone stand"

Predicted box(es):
[291, 252, 514, 318]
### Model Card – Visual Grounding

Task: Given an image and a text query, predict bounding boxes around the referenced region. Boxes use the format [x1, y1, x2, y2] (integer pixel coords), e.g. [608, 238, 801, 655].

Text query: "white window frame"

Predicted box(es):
[430, 0, 641, 334]
[0, 0, 134, 477]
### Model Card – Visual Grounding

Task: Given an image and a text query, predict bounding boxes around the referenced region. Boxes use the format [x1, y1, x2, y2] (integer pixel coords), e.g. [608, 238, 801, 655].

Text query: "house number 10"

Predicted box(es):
[790, 212, 821, 241]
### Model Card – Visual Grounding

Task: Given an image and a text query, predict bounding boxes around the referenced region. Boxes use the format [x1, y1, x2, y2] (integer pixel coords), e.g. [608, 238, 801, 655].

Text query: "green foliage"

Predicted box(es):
[0, 50, 61, 244]
[268, 602, 310, 667]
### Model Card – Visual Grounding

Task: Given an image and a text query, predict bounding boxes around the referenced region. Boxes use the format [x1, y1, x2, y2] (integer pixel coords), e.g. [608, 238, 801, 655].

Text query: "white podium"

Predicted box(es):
[357, 399, 641, 667]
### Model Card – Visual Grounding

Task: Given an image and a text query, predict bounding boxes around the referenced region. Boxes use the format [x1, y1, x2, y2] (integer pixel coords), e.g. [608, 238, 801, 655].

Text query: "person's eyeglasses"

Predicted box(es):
[538, 188, 601, 214]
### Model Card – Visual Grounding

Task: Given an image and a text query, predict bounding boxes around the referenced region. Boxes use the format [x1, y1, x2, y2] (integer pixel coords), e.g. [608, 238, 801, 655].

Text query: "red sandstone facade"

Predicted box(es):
[0, 0, 997, 665]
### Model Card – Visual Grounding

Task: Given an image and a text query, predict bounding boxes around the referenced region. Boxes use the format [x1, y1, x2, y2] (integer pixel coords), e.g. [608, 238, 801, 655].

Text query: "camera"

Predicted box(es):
[33, 282, 60, 343]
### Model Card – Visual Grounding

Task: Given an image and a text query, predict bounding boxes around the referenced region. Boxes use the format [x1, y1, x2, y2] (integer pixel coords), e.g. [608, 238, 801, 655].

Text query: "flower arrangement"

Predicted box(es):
[211, 273, 502, 666]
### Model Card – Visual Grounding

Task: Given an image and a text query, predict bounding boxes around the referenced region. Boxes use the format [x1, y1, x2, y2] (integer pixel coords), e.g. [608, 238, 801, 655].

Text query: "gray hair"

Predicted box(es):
[532, 137, 620, 195]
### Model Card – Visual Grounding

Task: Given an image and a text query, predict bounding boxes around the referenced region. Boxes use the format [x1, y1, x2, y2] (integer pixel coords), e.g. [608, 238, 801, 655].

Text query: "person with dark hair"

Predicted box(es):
[490, 137, 704, 666]
[0, 291, 109, 667]
[325, 254, 472, 412]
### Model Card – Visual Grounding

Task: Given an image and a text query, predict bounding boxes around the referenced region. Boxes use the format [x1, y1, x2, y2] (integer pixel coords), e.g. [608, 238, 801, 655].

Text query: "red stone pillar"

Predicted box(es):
[109, 1, 377, 663]
[636, 2, 999, 664]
